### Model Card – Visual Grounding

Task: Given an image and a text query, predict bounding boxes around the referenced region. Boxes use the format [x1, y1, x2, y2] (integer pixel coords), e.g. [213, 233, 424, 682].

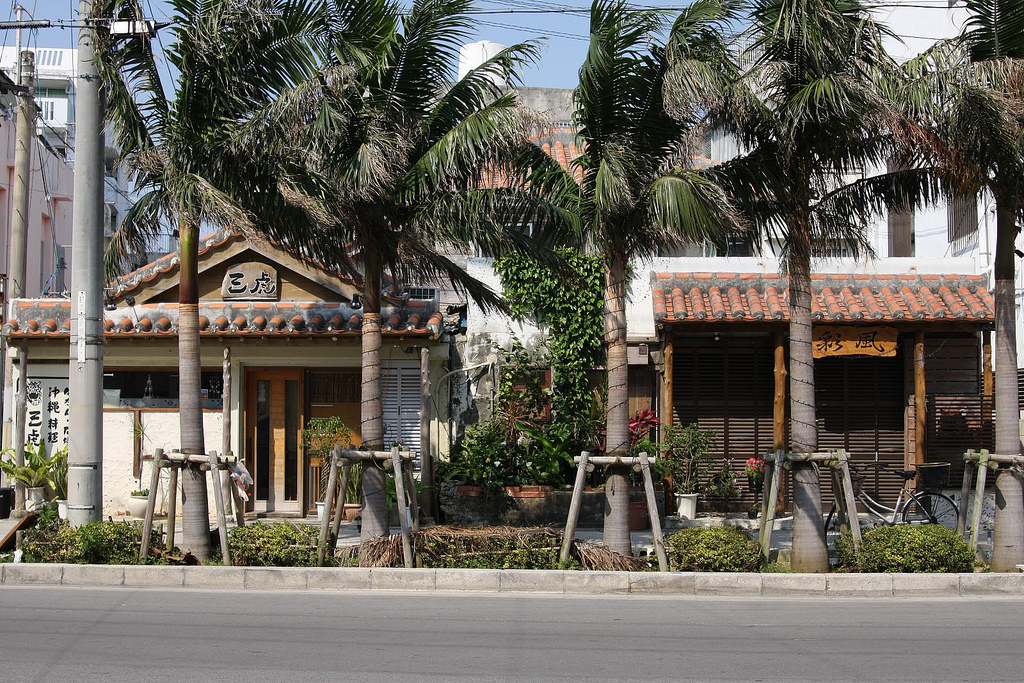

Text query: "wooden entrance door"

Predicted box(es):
[244, 369, 304, 514]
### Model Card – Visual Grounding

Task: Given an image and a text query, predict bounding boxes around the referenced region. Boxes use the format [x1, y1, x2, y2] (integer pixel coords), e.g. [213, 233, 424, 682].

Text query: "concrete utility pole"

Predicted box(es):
[4, 46, 34, 513]
[67, 0, 105, 525]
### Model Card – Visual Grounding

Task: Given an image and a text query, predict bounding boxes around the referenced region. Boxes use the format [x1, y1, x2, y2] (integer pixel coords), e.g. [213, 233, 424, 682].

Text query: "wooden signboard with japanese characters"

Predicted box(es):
[813, 325, 898, 358]
[221, 262, 279, 300]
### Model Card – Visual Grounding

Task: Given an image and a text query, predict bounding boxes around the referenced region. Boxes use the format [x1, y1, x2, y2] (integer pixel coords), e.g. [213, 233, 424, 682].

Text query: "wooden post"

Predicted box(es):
[404, 463, 420, 534]
[662, 338, 674, 431]
[317, 452, 340, 567]
[560, 452, 590, 565]
[391, 445, 414, 569]
[209, 452, 230, 565]
[969, 449, 989, 552]
[139, 448, 163, 562]
[165, 463, 179, 553]
[419, 346, 433, 518]
[957, 451, 975, 536]
[330, 460, 352, 546]
[982, 331, 993, 433]
[760, 450, 783, 560]
[221, 347, 233, 518]
[638, 451, 668, 572]
[11, 347, 27, 513]
[837, 450, 861, 548]
[772, 332, 787, 511]
[914, 330, 927, 466]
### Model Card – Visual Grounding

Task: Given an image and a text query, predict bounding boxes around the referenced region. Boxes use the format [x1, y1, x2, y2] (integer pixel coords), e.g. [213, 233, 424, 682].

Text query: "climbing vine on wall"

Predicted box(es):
[494, 249, 604, 420]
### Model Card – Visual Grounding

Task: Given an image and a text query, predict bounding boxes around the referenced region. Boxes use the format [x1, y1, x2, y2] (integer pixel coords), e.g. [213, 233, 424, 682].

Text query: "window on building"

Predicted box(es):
[887, 159, 915, 257]
[102, 370, 224, 409]
[947, 191, 979, 255]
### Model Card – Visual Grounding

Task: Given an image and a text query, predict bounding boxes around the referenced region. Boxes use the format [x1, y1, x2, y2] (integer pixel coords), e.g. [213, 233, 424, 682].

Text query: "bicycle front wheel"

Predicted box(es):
[900, 491, 958, 530]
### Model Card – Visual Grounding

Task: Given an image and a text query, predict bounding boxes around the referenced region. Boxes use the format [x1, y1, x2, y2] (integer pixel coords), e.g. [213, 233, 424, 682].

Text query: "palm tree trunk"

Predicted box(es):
[360, 250, 388, 542]
[603, 251, 631, 556]
[788, 210, 828, 573]
[991, 195, 1024, 571]
[178, 220, 211, 560]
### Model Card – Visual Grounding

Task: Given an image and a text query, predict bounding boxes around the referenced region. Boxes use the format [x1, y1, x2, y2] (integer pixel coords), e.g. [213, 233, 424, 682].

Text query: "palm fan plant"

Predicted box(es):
[697, 0, 937, 571]
[245, 0, 578, 541]
[96, 0, 331, 558]
[561, 0, 741, 554]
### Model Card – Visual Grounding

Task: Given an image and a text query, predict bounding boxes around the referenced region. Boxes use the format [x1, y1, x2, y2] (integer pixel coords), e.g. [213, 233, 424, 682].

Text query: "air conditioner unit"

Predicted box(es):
[627, 343, 651, 365]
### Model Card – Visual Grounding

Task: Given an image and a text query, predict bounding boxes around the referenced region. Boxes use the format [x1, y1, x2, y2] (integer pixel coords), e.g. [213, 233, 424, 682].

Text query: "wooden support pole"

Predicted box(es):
[209, 451, 230, 566]
[221, 347, 233, 518]
[230, 481, 245, 528]
[139, 448, 163, 562]
[572, 455, 657, 467]
[969, 449, 990, 552]
[338, 449, 416, 463]
[914, 330, 927, 467]
[404, 464, 420, 534]
[391, 446, 414, 569]
[419, 346, 433, 518]
[958, 451, 975, 536]
[761, 450, 783, 559]
[165, 464, 179, 553]
[662, 338, 674, 431]
[772, 332, 787, 511]
[560, 452, 590, 566]
[330, 461, 352, 546]
[11, 347, 27, 513]
[317, 453, 340, 567]
[837, 451, 861, 548]
[638, 451, 668, 572]
[982, 331, 993, 433]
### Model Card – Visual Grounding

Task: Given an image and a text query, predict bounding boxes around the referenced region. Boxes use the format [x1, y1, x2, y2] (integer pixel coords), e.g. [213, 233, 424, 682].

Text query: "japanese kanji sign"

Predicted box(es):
[812, 325, 898, 358]
[25, 377, 70, 448]
[221, 262, 279, 300]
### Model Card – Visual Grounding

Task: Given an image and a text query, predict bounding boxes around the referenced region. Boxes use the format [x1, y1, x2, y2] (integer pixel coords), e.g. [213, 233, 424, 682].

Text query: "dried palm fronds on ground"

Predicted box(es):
[351, 526, 649, 571]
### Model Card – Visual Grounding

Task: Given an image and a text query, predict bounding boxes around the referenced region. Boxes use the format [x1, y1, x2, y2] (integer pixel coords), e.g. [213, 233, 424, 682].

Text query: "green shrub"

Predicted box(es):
[20, 517, 83, 563]
[665, 526, 761, 572]
[835, 524, 973, 573]
[19, 515, 156, 565]
[228, 522, 330, 567]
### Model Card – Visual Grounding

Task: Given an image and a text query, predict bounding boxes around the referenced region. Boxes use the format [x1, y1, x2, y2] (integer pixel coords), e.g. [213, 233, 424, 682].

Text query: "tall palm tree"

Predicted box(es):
[97, 0, 330, 558]
[247, 0, 577, 542]
[706, 0, 919, 571]
[897, 0, 1024, 570]
[571, 0, 740, 555]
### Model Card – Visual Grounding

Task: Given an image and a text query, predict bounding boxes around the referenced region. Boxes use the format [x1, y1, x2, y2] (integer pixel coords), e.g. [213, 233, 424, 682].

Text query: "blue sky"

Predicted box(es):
[8, 0, 697, 89]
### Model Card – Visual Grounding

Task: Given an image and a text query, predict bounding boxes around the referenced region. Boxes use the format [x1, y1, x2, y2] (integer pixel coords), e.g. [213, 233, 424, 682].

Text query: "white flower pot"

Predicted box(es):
[26, 486, 46, 512]
[675, 493, 698, 520]
[57, 499, 68, 520]
[128, 494, 149, 519]
[315, 501, 326, 522]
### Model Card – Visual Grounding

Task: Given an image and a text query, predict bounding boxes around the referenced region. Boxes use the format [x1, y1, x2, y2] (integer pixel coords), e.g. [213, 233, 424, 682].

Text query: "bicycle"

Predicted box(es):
[824, 461, 959, 537]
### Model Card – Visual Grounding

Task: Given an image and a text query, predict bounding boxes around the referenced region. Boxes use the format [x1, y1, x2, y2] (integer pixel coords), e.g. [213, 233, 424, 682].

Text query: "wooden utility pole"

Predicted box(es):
[661, 338, 674, 431]
[914, 330, 926, 466]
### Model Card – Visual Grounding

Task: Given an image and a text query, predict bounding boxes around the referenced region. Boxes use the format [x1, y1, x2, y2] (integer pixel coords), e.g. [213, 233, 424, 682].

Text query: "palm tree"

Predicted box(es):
[704, 0, 918, 571]
[97, 0, 329, 558]
[570, 0, 740, 555]
[897, 0, 1024, 570]
[246, 0, 577, 542]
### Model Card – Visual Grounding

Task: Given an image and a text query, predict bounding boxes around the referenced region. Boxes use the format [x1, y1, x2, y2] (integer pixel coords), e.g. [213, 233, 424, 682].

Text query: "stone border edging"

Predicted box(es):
[2, 563, 1023, 597]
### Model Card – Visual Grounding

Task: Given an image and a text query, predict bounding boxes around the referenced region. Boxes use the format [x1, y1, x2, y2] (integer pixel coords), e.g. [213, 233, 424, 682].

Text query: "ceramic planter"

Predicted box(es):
[674, 492, 698, 519]
[26, 486, 46, 512]
[128, 494, 149, 519]
[627, 500, 649, 530]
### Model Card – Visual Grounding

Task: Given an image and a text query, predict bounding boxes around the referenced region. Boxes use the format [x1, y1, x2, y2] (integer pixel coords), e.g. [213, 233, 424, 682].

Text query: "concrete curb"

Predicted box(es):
[2, 564, 1023, 596]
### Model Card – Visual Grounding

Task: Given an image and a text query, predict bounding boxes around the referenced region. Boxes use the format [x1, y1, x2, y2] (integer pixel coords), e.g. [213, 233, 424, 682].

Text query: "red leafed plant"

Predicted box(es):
[629, 409, 659, 447]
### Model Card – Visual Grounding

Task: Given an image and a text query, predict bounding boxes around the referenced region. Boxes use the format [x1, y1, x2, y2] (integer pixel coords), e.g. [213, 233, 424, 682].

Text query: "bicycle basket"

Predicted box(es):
[916, 462, 950, 488]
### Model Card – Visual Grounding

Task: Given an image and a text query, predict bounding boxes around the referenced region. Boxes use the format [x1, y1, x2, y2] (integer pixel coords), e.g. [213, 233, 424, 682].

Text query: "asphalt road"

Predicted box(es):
[1, 587, 1022, 682]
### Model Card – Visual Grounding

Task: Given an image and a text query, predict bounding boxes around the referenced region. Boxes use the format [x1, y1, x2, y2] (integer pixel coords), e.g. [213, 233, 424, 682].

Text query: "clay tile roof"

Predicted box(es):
[651, 273, 995, 326]
[4, 301, 444, 340]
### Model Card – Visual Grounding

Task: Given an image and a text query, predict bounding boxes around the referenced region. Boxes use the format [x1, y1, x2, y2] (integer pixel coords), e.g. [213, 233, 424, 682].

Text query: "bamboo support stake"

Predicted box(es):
[969, 449, 990, 552]
[221, 347, 233, 519]
[330, 461, 353, 546]
[638, 451, 668, 572]
[165, 464, 179, 553]
[391, 446, 414, 569]
[958, 451, 975, 536]
[138, 448, 163, 562]
[404, 464, 420, 534]
[229, 462, 245, 528]
[559, 452, 590, 566]
[317, 453, 340, 567]
[209, 451, 231, 566]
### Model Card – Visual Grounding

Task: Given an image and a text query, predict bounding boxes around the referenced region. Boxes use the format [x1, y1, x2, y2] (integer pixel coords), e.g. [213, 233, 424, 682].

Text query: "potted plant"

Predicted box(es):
[744, 456, 765, 495]
[0, 440, 61, 512]
[662, 423, 715, 519]
[129, 489, 150, 519]
[302, 416, 352, 519]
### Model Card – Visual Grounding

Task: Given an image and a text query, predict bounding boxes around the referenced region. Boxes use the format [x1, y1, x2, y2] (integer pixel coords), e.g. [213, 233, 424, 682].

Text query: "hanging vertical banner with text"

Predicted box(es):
[813, 325, 898, 358]
[25, 376, 71, 449]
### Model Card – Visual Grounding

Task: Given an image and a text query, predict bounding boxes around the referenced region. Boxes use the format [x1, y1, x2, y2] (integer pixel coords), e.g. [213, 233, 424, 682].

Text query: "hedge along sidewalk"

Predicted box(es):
[2, 564, 1024, 597]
